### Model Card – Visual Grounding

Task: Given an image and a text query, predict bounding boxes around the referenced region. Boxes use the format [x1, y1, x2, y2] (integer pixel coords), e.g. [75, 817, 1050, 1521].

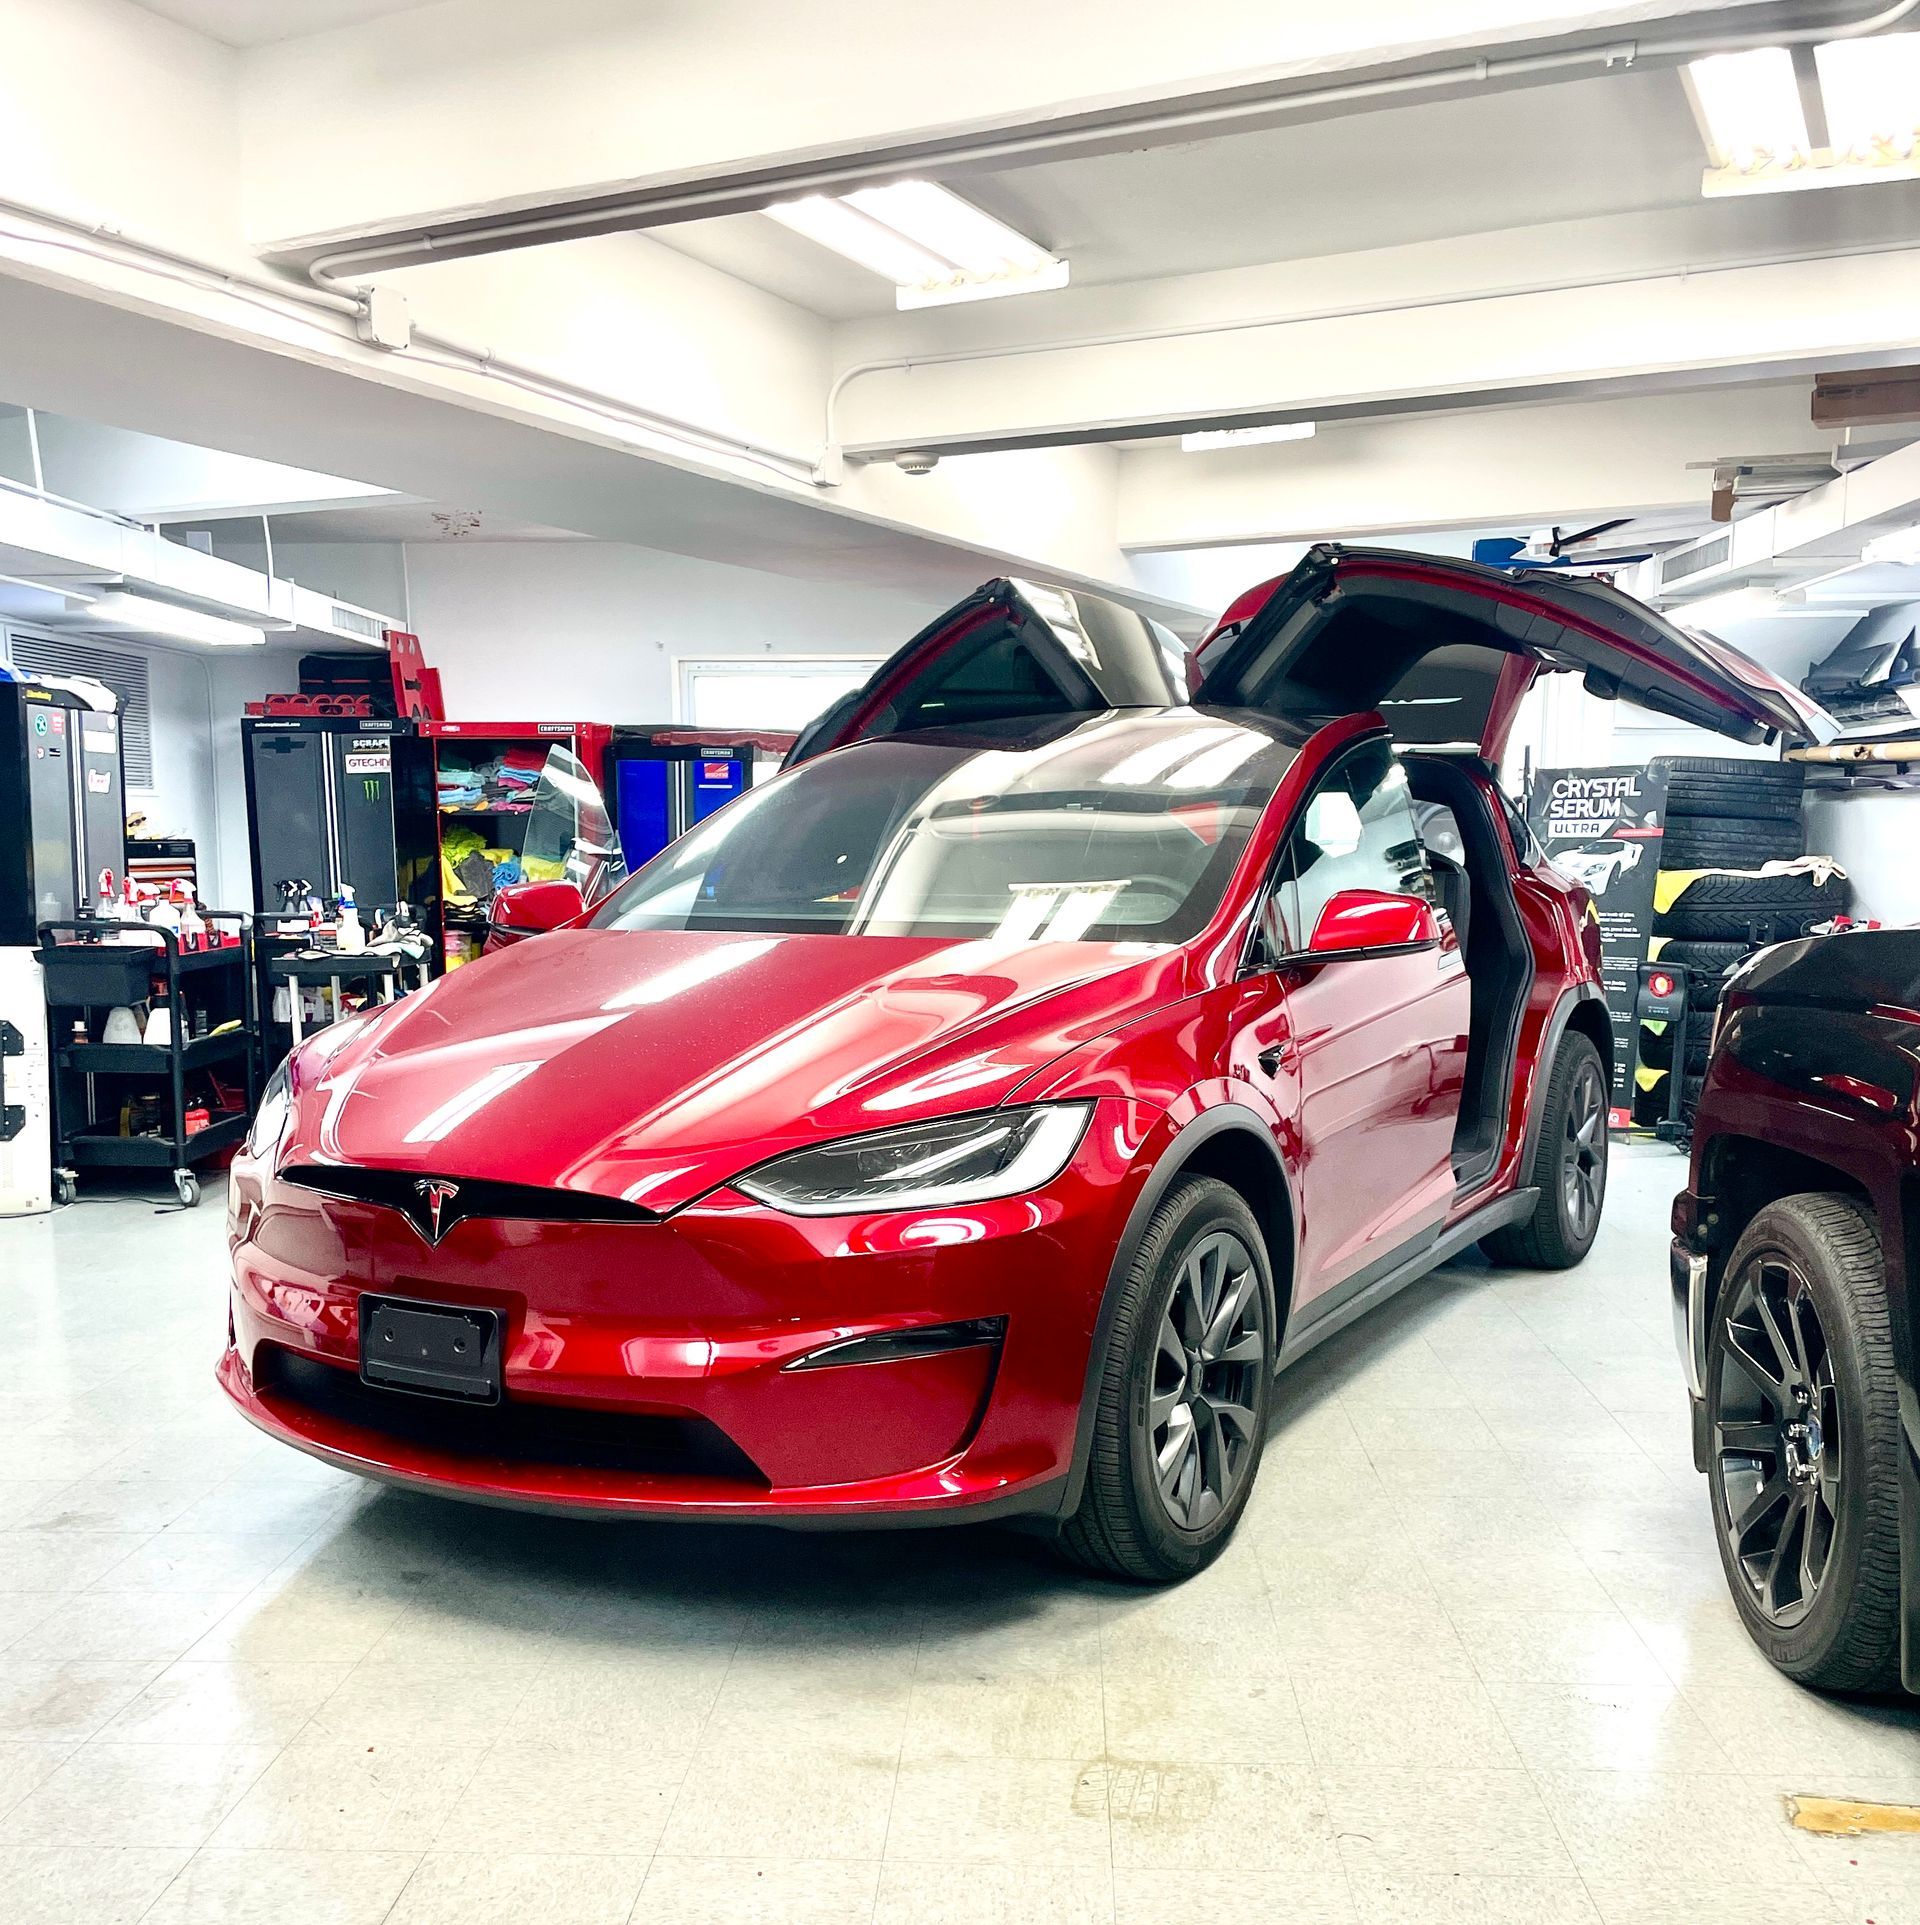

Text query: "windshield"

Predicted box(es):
[589, 712, 1293, 943]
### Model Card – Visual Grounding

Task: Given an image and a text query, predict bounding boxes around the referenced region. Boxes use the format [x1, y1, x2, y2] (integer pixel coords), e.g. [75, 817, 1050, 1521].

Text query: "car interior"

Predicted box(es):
[1405, 752, 1535, 1188]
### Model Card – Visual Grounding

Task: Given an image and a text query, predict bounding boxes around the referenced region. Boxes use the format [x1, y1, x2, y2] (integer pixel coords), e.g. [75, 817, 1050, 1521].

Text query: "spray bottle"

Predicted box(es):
[336, 883, 365, 955]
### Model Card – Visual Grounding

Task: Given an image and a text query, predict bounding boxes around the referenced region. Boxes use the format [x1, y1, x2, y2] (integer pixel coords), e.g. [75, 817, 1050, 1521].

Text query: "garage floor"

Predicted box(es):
[0, 1142, 1913, 1925]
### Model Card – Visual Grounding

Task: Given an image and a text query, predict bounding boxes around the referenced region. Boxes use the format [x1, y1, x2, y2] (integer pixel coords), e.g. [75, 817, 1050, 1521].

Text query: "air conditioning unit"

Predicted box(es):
[286, 585, 394, 649]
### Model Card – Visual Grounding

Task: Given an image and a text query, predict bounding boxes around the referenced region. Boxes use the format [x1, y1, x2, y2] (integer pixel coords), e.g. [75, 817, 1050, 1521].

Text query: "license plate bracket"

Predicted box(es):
[359, 1295, 502, 1403]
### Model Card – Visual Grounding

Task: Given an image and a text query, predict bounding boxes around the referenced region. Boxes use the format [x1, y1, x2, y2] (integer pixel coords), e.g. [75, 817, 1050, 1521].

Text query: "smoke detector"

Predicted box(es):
[894, 450, 940, 476]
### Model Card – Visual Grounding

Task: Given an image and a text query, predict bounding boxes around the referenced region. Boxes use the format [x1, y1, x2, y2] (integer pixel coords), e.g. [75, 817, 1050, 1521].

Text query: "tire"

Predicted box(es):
[1654, 755, 1806, 827]
[1662, 822, 1804, 870]
[1060, 1177, 1274, 1582]
[1669, 787, 1805, 825]
[1654, 753, 1805, 788]
[1655, 870, 1849, 942]
[1704, 1195, 1905, 1694]
[1656, 939, 1753, 974]
[1482, 1032, 1608, 1269]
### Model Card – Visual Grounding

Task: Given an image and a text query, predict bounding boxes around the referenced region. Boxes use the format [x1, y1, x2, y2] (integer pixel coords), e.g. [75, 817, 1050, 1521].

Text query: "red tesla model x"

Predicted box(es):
[222, 548, 1830, 1578]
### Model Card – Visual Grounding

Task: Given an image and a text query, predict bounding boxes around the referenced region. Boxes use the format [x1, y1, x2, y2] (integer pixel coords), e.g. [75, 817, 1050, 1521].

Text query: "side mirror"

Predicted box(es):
[487, 879, 586, 944]
[1307, 888, 1438, 958]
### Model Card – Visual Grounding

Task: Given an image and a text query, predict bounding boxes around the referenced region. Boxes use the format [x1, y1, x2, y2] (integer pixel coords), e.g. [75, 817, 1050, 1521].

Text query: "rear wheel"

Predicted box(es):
[1706, 1195, 1904, 1694]
[1061, 1177, 1274, 1582]
[1483, 1033, 1608, 1268]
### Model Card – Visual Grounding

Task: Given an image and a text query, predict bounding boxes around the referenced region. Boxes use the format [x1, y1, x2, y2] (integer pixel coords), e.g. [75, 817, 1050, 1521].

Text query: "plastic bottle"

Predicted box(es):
[175, 884, 206, 951]
[336, 884, 365, 954]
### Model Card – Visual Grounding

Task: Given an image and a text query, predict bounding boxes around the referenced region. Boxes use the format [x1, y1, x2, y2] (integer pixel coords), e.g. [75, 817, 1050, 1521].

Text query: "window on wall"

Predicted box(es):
[2, 631, 155, 789]
[677, 658, 879, 731]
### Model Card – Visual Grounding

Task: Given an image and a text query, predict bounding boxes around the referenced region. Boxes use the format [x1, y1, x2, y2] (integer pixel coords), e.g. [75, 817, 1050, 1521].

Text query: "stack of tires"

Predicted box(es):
[1639, 755, 1846, 1125]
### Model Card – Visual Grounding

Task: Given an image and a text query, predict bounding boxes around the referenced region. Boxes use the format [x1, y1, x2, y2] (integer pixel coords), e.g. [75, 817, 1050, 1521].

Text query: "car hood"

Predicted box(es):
[279, 927, 1187, 1212]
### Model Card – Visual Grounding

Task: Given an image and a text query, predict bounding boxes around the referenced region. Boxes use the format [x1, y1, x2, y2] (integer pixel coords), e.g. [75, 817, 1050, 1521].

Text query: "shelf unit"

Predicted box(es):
[423, 721, 612, 966]
[38, 916, 258, 1207]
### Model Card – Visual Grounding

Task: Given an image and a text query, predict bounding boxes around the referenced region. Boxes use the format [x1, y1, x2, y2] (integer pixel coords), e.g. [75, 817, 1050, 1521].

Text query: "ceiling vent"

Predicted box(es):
[328, 603, 384, 643]
[1659, 531, 1733, 588]
[3, 631, 153, 788]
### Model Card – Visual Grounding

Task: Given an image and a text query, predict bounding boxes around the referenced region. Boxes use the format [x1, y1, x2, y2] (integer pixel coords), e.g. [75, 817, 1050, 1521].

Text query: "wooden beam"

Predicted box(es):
[1814, 367, 1920, 431]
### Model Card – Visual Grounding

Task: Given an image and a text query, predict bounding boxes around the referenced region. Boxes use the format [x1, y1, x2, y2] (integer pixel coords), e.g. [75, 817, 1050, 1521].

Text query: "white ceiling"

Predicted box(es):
[134, 0, 439, 47]
[261, 503, 590, 543]
[654, 67, 1715, 319]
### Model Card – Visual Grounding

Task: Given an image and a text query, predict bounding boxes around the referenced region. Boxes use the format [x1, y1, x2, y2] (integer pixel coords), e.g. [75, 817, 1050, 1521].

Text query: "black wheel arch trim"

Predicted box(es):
[1053, 1104, 1294, 1520]
[1519, 982, 1611, 1177]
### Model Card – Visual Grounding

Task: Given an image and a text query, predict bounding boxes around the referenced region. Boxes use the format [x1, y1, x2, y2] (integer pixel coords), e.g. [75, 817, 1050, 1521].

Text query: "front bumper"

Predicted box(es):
[218, 1098, 1155, 1523]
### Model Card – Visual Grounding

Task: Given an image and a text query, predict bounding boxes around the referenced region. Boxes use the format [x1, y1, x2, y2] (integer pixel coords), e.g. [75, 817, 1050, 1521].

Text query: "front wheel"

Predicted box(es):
[1060, 1177, 1274, 1582]
[1482, 1031, 1608, 1269]
[1706, 1195, 1905, 1694]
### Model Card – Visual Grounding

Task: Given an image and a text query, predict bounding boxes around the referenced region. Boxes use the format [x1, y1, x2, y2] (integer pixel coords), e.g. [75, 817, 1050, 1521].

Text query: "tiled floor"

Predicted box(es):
[0, 1143, 1913, 1924]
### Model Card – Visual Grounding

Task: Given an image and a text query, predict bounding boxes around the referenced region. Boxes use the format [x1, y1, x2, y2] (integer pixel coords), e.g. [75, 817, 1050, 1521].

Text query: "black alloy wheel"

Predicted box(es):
[1483, 1031, 1608, 1269]
[1147, 1228, 1266, 1531]
[1561, 1051, 1607, 1250]
[1703, 1195, 1905, 1693]
[1712, 1250, 1839, 1628]
[1061, 1176, 1274, 1581]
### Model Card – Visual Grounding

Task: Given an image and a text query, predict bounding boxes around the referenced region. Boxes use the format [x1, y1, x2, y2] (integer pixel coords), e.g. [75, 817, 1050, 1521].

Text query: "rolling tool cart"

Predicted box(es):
[267, 947, 430, 1047]
[38, 916, 257, 1207]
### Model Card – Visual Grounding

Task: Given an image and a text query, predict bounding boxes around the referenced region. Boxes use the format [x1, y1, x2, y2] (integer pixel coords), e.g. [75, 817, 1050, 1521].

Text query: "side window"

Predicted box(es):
[1264, 741, 1431, 955]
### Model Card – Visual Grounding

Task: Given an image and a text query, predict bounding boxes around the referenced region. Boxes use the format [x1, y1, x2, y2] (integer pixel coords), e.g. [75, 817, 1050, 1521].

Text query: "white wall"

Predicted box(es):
[138, 645, 298, 911]
[269, 542, 409, 618]
[399, 539, 946, 719]
[1804, 790, 1920, 924]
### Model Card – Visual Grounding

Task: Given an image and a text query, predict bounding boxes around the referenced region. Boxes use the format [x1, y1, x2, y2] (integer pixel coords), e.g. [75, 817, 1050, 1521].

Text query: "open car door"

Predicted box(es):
[786, 578, 1189, 766]
[1191, 547, 1837, 757]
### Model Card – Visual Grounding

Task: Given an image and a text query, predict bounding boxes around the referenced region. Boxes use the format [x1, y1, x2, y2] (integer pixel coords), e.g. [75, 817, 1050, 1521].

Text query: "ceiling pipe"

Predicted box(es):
[2, 2, 1915, 499]
[818, 233, 1920, 474]
[297, 0, 1920, 301]
[0, 194, 818, 488]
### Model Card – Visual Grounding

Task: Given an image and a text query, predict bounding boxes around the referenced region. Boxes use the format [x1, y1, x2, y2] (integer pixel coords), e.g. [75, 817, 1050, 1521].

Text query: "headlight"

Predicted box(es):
[247, 1059, 293, 1163]
[734, 1103, 1093, 1216]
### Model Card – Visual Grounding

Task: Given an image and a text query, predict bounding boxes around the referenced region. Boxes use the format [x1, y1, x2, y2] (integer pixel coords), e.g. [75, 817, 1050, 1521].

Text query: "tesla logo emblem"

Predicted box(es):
[412, 1179, 461, 1244]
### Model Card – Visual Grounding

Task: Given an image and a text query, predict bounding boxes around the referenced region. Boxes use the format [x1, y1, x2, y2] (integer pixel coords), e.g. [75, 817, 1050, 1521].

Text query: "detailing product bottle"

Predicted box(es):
[336, 884, 365, 954]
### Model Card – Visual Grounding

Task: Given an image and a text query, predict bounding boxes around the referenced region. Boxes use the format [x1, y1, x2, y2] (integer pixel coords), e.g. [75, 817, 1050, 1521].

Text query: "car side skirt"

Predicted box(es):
[1276, 1187, 1538, 1375]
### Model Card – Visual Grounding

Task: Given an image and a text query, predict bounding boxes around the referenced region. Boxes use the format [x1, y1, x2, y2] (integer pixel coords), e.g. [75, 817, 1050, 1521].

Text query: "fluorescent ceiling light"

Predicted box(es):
[1181, 422, 1316, 453]
[79, 591, 265, 648]
[765, 197, 953, 289]
[1862, 523, 1920, 566]
[1691, 37, 1920, 195]
[1687, 48, 1811, 173]
[1815, 33, 1920, 161]
[766, 182, 1067, 309]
